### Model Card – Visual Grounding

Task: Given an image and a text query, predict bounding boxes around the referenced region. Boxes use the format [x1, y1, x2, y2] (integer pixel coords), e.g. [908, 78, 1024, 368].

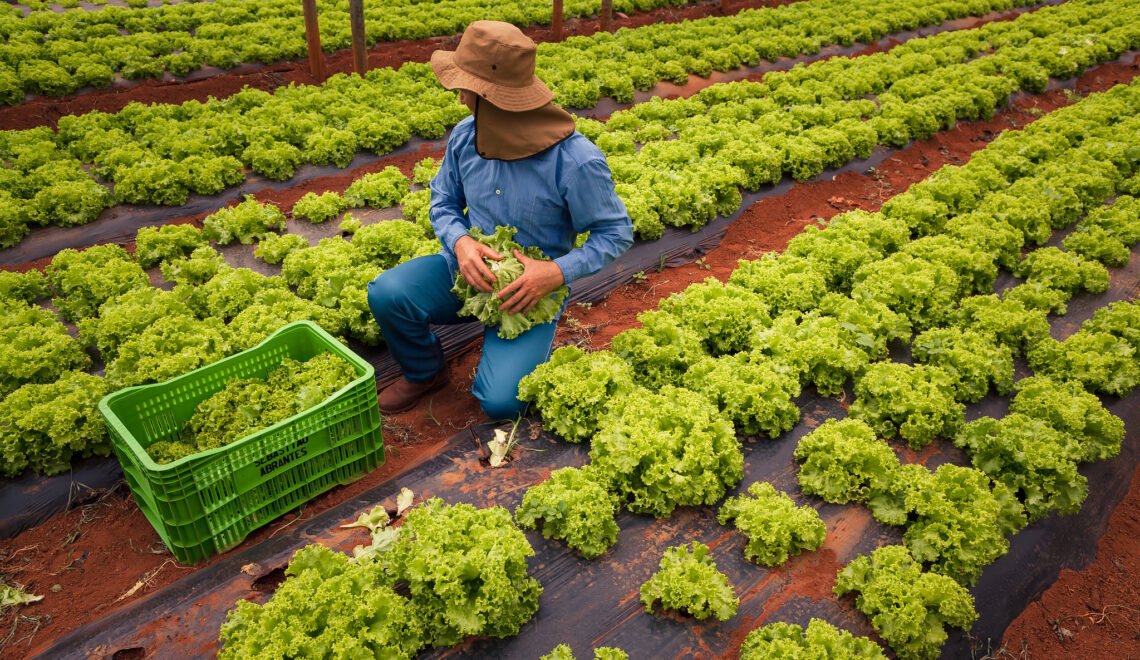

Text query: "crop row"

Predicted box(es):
[518, 76, 1139, 541]
[0, 0, 1060, 252]
[0, 0, 701, 101]
[214, 78, 1140, 660]
[288, 0, 1140, 242]
[247, 0, 1140, 244]
[580, 0, 1139, 238]
[515, 81, 1140, 657]
[136, 0, 1140, 245]
[3, 0, 1137, 478]
[16, 0, 210, 9]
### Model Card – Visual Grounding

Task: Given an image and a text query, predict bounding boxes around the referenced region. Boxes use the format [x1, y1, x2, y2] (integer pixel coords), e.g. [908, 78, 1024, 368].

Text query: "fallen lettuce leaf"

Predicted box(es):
[0, 583, 43, 608]
[396, 487, 414, 516]
[341, 505, 390, 533]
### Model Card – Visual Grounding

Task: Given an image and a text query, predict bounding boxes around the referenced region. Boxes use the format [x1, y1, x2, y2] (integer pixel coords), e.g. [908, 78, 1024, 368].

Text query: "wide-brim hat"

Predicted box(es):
[430, 20, 554, 112]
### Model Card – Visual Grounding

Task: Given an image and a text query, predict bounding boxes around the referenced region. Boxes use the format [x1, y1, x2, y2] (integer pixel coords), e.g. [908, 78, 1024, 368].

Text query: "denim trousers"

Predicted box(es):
[366, 254, 557, 419]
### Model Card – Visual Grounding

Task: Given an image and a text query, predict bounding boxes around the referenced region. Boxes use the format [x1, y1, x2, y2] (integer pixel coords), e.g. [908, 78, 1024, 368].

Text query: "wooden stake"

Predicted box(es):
[599, 0, 612, 32]
[551, 0, 564, 41]
[349, 0, 367, 76]
[302, 0, 326, 81]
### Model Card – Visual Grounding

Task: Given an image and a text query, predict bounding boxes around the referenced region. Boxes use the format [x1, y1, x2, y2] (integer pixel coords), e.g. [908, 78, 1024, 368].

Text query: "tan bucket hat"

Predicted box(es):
[430, 20, 554, 112]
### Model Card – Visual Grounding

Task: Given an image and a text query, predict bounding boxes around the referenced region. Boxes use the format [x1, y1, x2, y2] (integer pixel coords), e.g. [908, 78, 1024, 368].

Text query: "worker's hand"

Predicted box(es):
[455, 235, 502, 294]
[497, 250, 565, 315]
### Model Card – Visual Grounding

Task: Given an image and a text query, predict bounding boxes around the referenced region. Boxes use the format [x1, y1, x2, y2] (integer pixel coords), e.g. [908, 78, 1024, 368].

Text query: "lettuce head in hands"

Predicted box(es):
[451, 225, 569, 339]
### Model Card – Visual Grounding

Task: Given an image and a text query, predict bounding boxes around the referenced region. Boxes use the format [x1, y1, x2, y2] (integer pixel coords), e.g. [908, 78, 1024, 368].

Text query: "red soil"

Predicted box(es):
[0, 0, 789, 132]
[1, 56, 1137, 660]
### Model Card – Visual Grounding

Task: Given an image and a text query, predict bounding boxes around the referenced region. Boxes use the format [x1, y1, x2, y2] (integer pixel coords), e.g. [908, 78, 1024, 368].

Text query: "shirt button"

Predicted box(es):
[495, 189, 501, 195]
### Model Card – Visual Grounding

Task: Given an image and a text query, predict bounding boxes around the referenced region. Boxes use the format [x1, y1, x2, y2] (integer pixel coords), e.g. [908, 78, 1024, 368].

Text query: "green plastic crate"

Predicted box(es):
[99, 321, 383, 564]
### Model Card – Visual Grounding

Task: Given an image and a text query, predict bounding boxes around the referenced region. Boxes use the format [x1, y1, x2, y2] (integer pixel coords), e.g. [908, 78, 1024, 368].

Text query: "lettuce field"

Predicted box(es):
[1, 0, 1138, 658]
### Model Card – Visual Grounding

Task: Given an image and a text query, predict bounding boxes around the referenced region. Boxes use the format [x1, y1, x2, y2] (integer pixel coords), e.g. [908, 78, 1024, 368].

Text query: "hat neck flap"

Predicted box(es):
[473, 98, 576, 161]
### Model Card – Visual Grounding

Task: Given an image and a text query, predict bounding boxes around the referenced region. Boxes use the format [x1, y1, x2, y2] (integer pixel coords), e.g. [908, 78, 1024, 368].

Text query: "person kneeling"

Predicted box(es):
[367, 20, 633, 418]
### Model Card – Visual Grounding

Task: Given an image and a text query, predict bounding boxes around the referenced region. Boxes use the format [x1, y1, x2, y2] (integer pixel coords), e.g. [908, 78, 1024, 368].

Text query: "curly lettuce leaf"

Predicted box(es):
[292, 191, 347, 224]
[517, 346, 636, 443]
[218, 544, 422, 660]
[739, 619, 886, 659]
[849, 362, 964, 450]
[728, 253, 829, 314]
[1013, 246, 1109, 296]
[46, 244, 149, 322]
[0, 269, 50, 304]
[451, 225, 569, 340]
[160, 246, 227, 286]
[952, 294, 1050, 357]
[254, 232, 309, 265]
[344, 166, 410, 208]
[899, 464, 1027, 585]
[0, 370, 109, 478]
[611, 309, 708, 390]
[106, 315, 232, 389]
[1010, 375, 1124, 462]
[718, 482, 825, 567]
[1028, 331, 1140, 397]
[515, 465, 620, 559]
[78, 287, 195, 360]
[657, 278, 771, 356]
[751, 312, 869, 398]
[835, 545, 977, 660]
[851, 253, 960, 332]
[0, 300, 90, 398]
[352, 219, 439, 270]
[794, 418, 901, 505]
[640, 541, 738, 621]
[133, 223, 207, 269]
[590, 386, 741, 518]
[384, 498, 542, 646]
[683, 354, 801, 438]
[911, 327, 1014, 403]
[203, 195, 287, 245]
[954, 414, 1087, 521]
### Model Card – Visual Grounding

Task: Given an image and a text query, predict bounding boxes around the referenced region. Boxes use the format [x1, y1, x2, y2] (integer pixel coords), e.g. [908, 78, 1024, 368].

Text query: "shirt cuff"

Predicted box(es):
[437, 222, 469, 253]
[553, 251, 584, 285]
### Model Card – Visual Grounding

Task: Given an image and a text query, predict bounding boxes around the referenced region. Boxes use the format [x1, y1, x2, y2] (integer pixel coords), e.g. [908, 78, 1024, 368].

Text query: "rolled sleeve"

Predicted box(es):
[553, 157, 634, 284]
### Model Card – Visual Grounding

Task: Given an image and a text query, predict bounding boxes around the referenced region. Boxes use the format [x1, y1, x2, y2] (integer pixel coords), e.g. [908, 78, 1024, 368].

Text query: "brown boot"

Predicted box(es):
[378, 370, 451, 414]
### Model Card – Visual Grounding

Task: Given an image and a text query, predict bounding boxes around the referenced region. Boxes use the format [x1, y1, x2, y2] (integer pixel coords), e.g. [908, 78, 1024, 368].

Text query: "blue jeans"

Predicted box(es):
[367, 254, 558, 420]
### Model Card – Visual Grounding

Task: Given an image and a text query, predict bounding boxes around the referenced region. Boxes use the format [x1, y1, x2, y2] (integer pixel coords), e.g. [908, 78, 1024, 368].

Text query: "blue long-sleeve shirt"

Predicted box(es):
[429, 116, 633, 286]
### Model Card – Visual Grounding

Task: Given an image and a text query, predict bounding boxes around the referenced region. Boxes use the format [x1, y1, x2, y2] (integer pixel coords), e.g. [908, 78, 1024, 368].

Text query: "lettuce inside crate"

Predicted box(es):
[98, 321, 384, 564]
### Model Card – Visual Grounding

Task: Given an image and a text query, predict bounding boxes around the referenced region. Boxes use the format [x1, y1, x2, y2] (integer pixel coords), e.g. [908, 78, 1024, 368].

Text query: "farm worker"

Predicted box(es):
[367, 20, 633, 417]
